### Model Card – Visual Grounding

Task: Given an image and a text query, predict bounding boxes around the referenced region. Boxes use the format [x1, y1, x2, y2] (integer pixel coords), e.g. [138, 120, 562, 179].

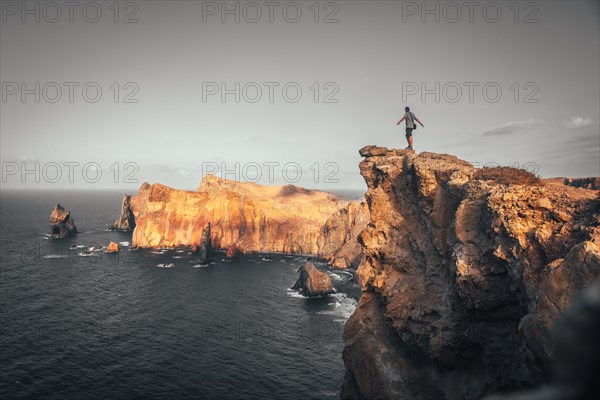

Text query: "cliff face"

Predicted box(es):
[111, 195, 136, 230]
[317, 201, 370, 269]
[342, 146, 600, 399]
[128, 175, 350, 254]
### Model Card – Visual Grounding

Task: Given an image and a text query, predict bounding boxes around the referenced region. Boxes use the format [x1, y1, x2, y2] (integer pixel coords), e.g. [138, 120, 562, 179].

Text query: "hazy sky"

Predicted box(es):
[1, 0, 599, 191]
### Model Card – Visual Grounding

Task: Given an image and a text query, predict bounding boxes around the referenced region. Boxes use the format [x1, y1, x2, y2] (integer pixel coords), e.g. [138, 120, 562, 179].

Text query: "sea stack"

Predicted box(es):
[192, 223, 212, 264]
[106, 241, 119, 253]
[49, 203, 77, 237]
[112, 194, 136, 231]
[292, 261, 334, 297]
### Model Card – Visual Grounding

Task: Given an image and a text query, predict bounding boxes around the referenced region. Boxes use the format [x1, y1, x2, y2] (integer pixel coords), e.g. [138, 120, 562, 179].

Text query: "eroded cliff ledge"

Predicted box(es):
[342, 146, 599, 400]
[124, 174, 363, 255]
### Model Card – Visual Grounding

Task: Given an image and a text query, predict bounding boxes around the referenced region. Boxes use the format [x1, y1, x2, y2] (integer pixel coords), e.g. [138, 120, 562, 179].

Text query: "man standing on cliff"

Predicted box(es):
[396, 106, 424, 150]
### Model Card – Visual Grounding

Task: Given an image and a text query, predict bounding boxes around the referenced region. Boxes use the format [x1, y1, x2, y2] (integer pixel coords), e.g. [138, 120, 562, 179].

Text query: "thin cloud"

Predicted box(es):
[562, 117, 594, 129]
[482, 119, 544, 136]
[537, 129, 599, 161]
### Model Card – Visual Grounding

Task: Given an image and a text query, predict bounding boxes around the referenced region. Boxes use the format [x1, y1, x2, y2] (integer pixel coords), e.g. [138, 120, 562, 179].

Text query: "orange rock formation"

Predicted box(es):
[127, 175, 353, 255]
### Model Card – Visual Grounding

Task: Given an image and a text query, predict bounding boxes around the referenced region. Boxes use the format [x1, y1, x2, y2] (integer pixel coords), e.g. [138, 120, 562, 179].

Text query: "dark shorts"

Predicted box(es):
[405, 127, 414, 137]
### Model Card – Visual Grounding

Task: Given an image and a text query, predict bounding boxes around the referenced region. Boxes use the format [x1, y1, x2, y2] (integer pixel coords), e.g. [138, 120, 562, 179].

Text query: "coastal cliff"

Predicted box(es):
[124, 175, 355, 254]
[317, 201, 370, 269]
[342, 146, 600, 399]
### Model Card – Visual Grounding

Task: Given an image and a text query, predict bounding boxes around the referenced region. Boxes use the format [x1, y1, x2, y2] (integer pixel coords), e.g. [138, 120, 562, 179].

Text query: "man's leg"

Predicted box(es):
[405, 129, 413, 149]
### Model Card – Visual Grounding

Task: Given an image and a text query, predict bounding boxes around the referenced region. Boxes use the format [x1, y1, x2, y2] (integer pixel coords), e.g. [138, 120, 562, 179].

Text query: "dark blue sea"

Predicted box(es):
[0, 190, 357, 400]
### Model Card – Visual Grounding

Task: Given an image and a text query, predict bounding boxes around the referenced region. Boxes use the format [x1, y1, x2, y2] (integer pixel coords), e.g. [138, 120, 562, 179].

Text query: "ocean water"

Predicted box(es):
[0, 190, 356, 400]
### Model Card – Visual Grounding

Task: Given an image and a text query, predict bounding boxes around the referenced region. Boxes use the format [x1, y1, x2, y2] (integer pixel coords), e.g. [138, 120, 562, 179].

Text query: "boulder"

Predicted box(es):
[292, 261, 334, 296]
[106, 241, 119, 253]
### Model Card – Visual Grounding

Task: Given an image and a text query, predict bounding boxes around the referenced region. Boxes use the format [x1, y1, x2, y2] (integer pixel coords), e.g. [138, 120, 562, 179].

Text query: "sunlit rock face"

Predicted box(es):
[317, 201, 370, 269]
[291, 261, 335, 297]
[111, 195, 136, 231]
[342, 146, 600, 400]
[128, 175, 350, 254]
[49, 203, 77, 237]
[106, 241, 119, 253]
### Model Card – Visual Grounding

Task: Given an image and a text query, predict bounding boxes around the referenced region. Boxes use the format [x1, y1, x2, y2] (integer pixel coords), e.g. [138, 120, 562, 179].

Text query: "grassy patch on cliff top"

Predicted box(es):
[473, 167, 544, 186]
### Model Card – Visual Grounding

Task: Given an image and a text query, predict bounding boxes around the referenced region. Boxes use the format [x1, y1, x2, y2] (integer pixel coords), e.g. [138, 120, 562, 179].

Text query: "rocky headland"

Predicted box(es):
[341, 146, 599, 399]
[116, 175, 365, 258]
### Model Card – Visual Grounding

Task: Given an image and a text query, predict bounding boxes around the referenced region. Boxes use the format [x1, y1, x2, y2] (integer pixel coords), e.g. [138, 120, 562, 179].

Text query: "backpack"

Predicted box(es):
[408, 112, 417, 130]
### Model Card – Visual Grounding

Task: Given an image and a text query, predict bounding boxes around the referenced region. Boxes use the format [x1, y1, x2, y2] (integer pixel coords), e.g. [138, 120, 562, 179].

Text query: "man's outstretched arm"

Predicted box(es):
[415, 117, 424, 127]
[396, 116, 406, 125]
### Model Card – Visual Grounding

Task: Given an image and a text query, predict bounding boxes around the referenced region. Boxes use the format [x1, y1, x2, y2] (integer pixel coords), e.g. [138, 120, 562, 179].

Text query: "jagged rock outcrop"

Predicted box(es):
[106, 241, 119, 253]
[111, 195, 136, 230]
[49, 204, 77, 237]
[317, 201, 370, 269]
[342, 146, 600, 399]
[292, 261, 335, 296]
[562, 177, 600, 190]
[192, 224, 212, 264]
[127, 175, 349, 253]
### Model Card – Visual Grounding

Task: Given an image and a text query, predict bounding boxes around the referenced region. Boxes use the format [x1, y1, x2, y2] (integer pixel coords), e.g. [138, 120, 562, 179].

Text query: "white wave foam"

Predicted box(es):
[78, 252, 99, 257]
[286, 288, 307, 299]
[119, 241, 130, 247]
[317, 292, 357, 322]
[192, 264, 210, 268]
[157, 263, 175, 268]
